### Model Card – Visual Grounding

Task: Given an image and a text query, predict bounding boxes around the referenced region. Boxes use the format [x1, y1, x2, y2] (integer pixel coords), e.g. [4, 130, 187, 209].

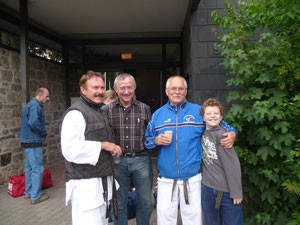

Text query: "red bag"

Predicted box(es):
[8, 168, 53, 198]
[42, 168, 53, 189]
[8, 174, 25, 198]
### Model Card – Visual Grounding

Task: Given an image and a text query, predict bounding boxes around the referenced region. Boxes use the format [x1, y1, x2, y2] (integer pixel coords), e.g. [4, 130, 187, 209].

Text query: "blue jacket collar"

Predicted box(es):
[32, 97, 43, 107]
[167, 99, 187, 111]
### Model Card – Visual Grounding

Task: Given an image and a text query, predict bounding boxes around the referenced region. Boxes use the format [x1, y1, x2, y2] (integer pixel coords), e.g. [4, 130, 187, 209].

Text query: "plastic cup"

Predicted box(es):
[164, 130, 173, 142]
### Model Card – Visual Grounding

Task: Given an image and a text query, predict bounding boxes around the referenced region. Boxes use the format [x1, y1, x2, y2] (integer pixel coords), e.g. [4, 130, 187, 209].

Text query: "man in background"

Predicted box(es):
[19, 87, 50, 204]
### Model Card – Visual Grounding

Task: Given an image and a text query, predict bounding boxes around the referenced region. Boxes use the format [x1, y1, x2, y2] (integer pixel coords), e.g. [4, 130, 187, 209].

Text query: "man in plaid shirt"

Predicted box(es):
[104, 73, 153, 225]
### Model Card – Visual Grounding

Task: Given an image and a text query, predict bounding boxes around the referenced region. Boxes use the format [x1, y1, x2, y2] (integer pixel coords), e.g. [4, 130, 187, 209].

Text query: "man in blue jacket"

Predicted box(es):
[19, 87, 50, 204]
[145, 76, 237, 225]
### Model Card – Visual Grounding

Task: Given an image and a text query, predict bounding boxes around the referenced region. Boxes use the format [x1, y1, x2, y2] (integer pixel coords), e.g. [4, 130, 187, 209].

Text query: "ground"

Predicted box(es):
[0, 160, 184, 225]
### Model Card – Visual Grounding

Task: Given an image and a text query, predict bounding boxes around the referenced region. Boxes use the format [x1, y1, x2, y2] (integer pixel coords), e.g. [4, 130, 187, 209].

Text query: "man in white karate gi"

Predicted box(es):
[61, 71, 122, 225]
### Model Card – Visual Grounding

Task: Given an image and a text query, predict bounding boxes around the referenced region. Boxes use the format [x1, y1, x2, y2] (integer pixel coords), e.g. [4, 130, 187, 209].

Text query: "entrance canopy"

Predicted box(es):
[0, 0, 200, 105]
[0, 0, 193, 42]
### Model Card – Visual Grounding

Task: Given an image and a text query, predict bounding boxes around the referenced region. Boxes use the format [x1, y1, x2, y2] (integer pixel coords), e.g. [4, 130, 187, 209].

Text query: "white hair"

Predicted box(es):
[166, 75, 187, 89]
[114, 73, 136, 87]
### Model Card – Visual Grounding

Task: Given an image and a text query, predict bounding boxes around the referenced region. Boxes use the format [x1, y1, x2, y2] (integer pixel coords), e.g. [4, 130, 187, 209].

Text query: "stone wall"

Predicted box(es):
[0, 48, 66, 185]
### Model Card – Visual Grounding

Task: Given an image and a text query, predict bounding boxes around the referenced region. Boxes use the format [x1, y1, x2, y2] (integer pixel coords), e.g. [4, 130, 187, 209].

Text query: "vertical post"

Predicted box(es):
[20, 0, 29, 103]
[180, 40, 183, 75]
[82, 44, 87, 72]
[161, 43, 167, 105]
[62, 42, 71, 107]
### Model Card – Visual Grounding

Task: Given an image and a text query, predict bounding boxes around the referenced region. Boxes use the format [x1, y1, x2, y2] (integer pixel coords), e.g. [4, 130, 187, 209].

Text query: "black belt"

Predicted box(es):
[122, 151, 148, 157]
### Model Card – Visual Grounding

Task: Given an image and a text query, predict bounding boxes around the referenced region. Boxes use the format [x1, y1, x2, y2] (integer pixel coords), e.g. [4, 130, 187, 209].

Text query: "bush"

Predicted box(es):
[212, 0, 300, 224]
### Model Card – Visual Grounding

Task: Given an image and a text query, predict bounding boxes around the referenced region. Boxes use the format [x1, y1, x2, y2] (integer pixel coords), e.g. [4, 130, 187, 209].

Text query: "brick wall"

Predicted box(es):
[0, 48, 66, 185]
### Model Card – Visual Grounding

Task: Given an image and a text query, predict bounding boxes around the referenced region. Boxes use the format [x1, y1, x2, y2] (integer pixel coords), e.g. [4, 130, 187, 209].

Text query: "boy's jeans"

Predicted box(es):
[24, 147, 44, 200]
[201, 184, 243, 225]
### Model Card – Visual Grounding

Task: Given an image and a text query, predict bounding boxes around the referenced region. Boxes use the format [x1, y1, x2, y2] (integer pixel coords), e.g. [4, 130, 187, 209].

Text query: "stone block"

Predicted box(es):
[193, 89, 232, 107]
[0, 174, 5, 185]
[13, 110, 22, 118]
[11, 84, 21, 91]
[191, 10, 208, 25]
[198, 26, 218, 42]
[0, 56, 9, 68]
[191, 26, 199, 42]
[216, 0, 226, 8]
[208, 42, 223, 58]
[7, 93, 16, 102]
[11, 55, 20, 67]
[8, 170, 18, 177]
[48, 152, 56, 161]
[199, 0, 217, 9]
[13, 153, 23, 162]
[2, 70, 13, 81]
[191, 58, 224, 74]
[0, 88, 6, 95]
[191, 74, 229, 91]
[53, 111, 63, 120]
[49, 139, 57, 146]
[191, 43, 209, 57]
[1, 153, 12, 166]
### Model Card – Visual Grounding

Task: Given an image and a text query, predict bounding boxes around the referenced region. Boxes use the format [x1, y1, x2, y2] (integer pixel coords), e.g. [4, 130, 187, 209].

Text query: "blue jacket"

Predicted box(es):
[19, 98, 47, 143]
[145, 99, 237, 180]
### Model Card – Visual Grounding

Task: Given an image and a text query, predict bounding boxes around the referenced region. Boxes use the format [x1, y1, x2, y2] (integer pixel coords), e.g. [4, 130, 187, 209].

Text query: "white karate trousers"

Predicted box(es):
[157, 173, 202, 225]
[71, 187, 109, 225]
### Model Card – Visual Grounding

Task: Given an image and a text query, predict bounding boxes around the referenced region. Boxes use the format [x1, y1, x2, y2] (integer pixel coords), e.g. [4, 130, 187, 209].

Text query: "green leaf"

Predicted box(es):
[226, 76, 244, 86]
[227, 91, 240, 102]
[257, 146, 276, 161]
[257, 127, 273, 141]
[266, 56, 280, 68]
[229, 104, 244, 116]
[274, 121, 290, 133]
[249, 87, 263, 99]
[255, 74, 271, 83]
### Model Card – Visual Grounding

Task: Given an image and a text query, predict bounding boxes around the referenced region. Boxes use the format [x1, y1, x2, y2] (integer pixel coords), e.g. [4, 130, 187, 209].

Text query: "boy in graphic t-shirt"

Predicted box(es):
[201, 98, 243, 225]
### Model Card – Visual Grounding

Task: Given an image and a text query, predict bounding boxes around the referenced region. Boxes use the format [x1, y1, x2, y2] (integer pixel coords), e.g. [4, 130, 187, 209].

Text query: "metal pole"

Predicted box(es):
[20, 0, 29, 103]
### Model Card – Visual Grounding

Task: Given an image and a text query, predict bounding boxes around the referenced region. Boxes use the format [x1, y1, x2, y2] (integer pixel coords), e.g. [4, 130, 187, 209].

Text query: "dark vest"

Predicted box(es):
[64, 95, 115, 182]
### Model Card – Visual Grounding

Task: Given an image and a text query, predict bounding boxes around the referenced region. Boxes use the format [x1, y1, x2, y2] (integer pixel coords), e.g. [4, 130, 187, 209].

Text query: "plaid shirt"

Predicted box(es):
[104, 99, 151, 153]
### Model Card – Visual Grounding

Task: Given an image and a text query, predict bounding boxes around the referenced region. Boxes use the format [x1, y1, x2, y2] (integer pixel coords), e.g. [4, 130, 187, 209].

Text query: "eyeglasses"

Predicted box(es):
[168, 87, 186, 92]
[119, 86, 135, 92]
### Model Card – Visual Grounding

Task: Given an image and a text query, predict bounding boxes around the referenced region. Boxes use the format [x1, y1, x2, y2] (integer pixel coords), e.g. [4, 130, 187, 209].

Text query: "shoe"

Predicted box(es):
[31, 194, 49, 204]
[24, 191, 46, 199]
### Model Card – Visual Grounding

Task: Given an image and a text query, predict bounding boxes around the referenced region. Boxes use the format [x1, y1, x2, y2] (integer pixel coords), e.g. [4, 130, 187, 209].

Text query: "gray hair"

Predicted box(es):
[166, 75, 187, 89]
[114, 73, 136, 87]
[35, 87, 47, 96]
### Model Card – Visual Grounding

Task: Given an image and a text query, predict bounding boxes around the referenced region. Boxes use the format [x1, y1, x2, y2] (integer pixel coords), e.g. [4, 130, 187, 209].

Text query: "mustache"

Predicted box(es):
[94, 94, 105, 97]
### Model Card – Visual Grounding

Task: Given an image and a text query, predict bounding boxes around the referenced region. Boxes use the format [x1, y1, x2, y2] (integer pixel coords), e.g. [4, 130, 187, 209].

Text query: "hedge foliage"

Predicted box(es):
[212, 0, 300, 224]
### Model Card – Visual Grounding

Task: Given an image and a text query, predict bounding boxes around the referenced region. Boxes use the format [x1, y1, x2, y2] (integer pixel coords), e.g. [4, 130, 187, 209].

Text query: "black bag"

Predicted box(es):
[108, 191, 138, 222]
[127, 191, 137, 219]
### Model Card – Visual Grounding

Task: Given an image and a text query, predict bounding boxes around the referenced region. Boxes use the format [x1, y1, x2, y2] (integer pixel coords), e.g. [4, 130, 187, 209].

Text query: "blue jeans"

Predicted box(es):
[201, 184, 243, 225]
[24, 147, 44, 200]
[114, 155, 153, 225]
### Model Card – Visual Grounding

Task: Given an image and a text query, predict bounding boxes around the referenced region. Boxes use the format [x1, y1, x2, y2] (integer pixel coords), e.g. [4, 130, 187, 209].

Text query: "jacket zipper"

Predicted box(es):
[176, 106, 180, 179]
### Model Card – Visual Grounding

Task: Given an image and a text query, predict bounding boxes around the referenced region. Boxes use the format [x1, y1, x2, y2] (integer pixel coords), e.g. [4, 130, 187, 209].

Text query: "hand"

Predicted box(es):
[155, 134, 172, 146]
[220, 131, 236, 148]
[233, 198, 243, 205]
[101, 142, 122, 157]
